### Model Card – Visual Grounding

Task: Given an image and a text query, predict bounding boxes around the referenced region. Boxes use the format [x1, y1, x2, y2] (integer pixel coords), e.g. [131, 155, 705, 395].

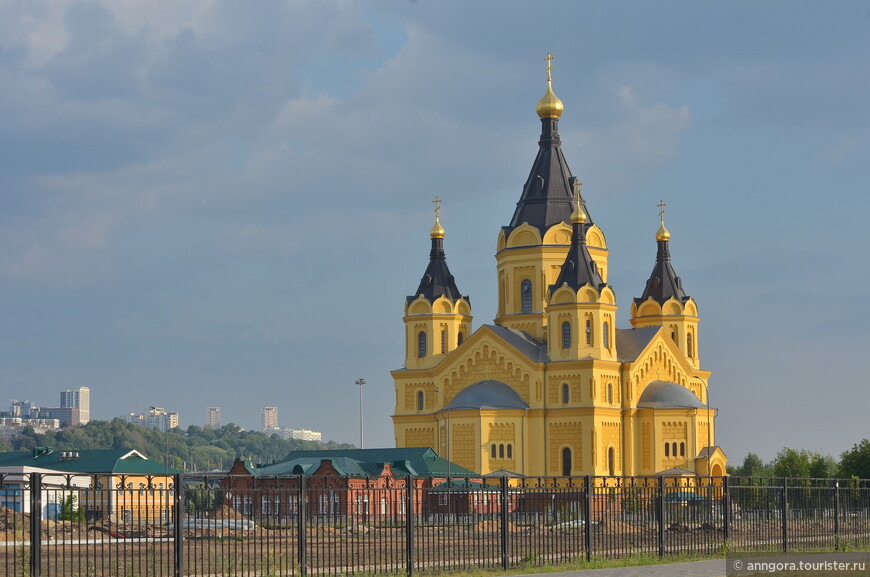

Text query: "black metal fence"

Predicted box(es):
[2, 473, 868, 576]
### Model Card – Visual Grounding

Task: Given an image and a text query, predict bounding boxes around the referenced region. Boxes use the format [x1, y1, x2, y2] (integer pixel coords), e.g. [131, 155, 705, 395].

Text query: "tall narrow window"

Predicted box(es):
[562, 383, 569, 404]
[561, 321, 571, 349]
[416, 391, 424, 411]
[521, 279, 533, 313]
[672, 442, 678, 457]
[417, 331, 426, 358]
[687, 333, 694, 359]
[499, 444, 505, 458]
[603, 322, 610, 348]
[680, 442, 685, 457]
[665, 443, 670, 457]
[607, 383, 613, 404]
[562, 448, 572, 477]
[491, 444, 496, 458]
[608, 447, 615, 476]
[507, 444, 512, 459]
[440, 329, 447, 354]
[586, 319, 592, 345]
[458, 332, 464, 346]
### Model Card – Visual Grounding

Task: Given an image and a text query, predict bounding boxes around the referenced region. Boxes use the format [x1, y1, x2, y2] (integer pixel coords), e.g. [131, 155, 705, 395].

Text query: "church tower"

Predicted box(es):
[495, 53, 609, 342]
[630, 203, 701, 369]
[393, 55, 725, 479]
[403, 198, 472, 370]
[545, 192, 617, 361]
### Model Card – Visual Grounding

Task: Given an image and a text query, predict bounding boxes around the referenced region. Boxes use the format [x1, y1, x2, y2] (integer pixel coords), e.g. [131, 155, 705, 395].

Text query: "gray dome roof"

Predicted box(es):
[637, 380, 705, 409]
[447, 380, 529, 411]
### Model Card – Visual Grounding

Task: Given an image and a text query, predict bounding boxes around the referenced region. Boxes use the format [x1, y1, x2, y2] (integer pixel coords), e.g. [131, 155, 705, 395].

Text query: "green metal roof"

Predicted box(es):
[252, 447, 474, 477]
[0, 448, 180, 475]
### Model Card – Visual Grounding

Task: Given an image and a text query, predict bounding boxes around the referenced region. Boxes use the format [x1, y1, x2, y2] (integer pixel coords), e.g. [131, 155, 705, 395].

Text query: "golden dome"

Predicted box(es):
[656, 222, 671, 241]
[536, 83, 564, 119]
[430, 214, 445, 239]
[571, 201, 587, 224]
[536, 51, 564, 118]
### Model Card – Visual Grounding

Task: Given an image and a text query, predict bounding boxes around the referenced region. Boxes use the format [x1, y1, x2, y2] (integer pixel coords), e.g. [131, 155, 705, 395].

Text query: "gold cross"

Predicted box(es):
[573, 178, 583, 202]
[657, 199, 666, 221]
[545, 52, 554, 82]
[433, 196, 442, 217]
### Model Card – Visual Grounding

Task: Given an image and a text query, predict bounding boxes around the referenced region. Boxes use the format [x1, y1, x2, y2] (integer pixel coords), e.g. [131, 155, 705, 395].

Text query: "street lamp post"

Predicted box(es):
[355, 379, 366, 449]
[149, 406, 170, 477]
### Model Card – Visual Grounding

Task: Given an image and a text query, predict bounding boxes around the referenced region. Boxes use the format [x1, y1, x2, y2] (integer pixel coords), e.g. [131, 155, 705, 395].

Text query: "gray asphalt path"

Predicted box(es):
[512, 559, 726, 577]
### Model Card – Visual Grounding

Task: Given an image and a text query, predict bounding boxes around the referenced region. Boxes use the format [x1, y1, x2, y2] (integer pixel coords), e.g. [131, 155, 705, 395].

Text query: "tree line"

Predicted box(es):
[729, 440, 870, 479]
[0, 418, 355, 472]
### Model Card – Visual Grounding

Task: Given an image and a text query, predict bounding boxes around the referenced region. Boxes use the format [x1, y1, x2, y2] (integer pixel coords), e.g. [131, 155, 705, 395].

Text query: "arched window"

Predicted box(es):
[665, 443, 670, 457]
[585, 319, 592, 345]
[491, 444, 496, 458]
[458, 332, 464, 346]
[608, 447, 615, 476]
[417, 331, 426, 358]
[440, 330, 447, 354]
[562, 383, 569, 404]
[416, 391, 424, 411]
[507, 444, 512, 459]
[603, 321, 610, 348]
[561, 321, 571, 349]
[499, 444, 505, 458]
[672, 442, 678, 457]
[680, 442, 685, 457]
[687, 332, 694, 359]
[521, 280, 533, 313]
[562, 448, 572, 477]
[607, 383, 613, 404]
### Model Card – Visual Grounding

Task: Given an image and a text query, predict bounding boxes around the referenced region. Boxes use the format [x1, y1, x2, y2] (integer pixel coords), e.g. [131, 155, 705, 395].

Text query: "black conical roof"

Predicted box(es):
[634, 239, 689, 306]
[407, 236, 467, 305]
[504, 117, 592, 236]
[549, 219, 606, 293]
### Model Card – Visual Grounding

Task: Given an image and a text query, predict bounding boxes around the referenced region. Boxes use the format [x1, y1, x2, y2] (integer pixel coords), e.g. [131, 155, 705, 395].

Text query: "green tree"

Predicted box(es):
[840, 439, 870, 479]
[732, 452, 771, 477]
[59, 494, 85, 523]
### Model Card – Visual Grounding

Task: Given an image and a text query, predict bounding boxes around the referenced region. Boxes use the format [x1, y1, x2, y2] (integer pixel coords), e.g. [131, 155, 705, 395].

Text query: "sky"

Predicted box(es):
[0, 1, 868, 465]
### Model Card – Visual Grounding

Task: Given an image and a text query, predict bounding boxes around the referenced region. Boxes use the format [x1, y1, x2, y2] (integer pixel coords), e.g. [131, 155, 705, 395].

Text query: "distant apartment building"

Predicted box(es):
[261, 407, 278, 432]
[275, 428, 322, 442]
[147, 407, 179, 432]
[0, 417, 61, 442]
[205, 407, 221, 429]
[124, 408, 179, 431]
[37, 407, 81, 427]
[10, 400, 37, 419]
[60, 387, 90, 424]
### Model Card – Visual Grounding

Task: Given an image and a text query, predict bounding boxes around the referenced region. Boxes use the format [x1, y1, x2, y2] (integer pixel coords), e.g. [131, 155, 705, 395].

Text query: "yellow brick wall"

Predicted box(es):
[548, 421, 582, 474]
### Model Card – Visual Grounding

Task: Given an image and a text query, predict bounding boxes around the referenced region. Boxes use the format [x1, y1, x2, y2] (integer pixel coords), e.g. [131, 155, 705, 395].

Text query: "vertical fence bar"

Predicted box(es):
[723, 475, 731, 540]
[500, 476, 509, 571]
[29, 472, 41, 577]
[173, 473, 184, 577]
[657, 475, 665, 558]
[406, 476, 414, 577]
[781, 477, 788, 552]
[298, 475, 307, 577]
[834, 480, 841, 548]
[583, 476, 592, 562]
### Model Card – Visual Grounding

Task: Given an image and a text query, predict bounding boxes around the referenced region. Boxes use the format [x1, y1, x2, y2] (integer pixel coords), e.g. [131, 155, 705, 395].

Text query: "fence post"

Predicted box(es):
[657, 475, 665, 558]
[781, 477, 788, 552]
[29, 472, 42, 577]
[723, 475, 731, 540]
[584, 476, 592, 562]
[834, 480, 840, 548]
[298, 475, 307, 577]
[499, 476, 509, 571]
[406, 476, 414, 577]
[173, 473, 185, 577]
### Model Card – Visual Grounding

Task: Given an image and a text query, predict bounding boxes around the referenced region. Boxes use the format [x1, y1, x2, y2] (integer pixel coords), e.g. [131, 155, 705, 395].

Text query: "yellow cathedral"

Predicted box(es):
[392, 57, 726, 479]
